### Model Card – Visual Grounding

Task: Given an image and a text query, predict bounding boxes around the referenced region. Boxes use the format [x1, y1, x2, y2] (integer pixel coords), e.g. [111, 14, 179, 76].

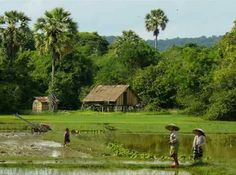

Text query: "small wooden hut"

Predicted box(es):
[82, 85, 139, 111]
[32, 97, 50, 112]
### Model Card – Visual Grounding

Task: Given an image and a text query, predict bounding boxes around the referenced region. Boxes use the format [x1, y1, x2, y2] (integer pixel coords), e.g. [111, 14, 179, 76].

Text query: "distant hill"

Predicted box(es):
[105, 36, 117, 44]
[105, 35, 222, 51]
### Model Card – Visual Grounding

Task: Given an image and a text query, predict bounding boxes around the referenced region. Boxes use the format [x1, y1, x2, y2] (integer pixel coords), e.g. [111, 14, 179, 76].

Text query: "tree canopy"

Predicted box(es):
[34, 8, 78, 111]
[145, 9, 168, 49]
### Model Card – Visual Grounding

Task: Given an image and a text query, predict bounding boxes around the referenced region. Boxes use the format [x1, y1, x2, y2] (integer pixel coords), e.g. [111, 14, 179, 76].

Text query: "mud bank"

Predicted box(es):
[0, 167, 191, 175]
[0, 132, 62, 158]
[0, 132, 91, 159]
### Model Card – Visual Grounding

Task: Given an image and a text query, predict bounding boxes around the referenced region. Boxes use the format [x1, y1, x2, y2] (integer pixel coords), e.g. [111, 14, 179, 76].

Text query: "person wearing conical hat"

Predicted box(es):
[192, 128, 206, 162]
[165, 124, 180, 167]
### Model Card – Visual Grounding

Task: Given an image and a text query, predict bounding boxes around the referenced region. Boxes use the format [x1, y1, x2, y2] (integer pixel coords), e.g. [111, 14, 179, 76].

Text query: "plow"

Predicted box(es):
[15, 113, 52, 133]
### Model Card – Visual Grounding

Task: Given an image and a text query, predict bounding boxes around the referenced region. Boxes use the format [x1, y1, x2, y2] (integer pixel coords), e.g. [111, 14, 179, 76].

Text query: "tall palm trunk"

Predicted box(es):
[49, 50, 57, 112]
[154, 34, 157, 50]
[51, 55, 55, 88]
[154, 26, 158, 50]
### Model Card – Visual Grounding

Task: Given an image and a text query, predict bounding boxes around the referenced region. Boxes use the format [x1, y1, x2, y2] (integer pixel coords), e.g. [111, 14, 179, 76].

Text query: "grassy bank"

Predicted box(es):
[0, 111, 235, 133]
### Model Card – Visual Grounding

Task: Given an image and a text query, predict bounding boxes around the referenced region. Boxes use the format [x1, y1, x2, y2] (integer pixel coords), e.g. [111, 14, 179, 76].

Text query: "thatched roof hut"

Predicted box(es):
[83, 85, 139, 111]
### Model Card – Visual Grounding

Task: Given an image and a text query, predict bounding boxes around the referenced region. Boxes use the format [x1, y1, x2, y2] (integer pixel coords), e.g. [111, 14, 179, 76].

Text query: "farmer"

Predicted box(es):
[64, 128, 70, 146]
[192, 128, 206, 162]
[165, 123, 180, 167]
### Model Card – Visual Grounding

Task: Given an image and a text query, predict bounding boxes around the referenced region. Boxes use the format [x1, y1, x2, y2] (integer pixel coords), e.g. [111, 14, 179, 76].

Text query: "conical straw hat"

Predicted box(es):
[165, 123, 180, 131]
[193, 128, 205, 136]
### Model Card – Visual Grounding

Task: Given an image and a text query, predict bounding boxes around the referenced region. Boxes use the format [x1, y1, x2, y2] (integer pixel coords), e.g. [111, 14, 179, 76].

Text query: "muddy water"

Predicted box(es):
[0, 132, 235, 174]
[0, 168, 191, 175]
[0, 131, 235, 161]
[0, 132, 93, 159]
[111, 133, 236, 161]
[0, 132, 62, 157]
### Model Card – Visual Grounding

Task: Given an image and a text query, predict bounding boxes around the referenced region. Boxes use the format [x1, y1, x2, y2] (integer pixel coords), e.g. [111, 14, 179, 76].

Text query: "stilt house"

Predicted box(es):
[82, 85, 139, 111]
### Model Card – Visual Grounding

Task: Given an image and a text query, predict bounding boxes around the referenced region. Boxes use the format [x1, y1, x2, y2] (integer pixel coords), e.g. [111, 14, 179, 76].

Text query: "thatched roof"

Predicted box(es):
[34, 97, 49, 103]
[83, 85, 130, 102]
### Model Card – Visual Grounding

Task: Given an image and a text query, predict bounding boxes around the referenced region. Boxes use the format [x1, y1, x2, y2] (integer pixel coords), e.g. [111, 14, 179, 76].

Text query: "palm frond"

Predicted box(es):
[34, 7, 78, 60]
[144, 9, 168, 36]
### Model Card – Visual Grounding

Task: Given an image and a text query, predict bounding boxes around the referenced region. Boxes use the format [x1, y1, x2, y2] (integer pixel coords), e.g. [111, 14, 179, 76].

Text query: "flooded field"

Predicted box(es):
[111, 133, 236, 161]
[0, 132, 62, 158]
[0, 168, 191, 175]
[0, 131, 235, 174]
[0, 132, 91, 158]
[0, 131, 235, 161]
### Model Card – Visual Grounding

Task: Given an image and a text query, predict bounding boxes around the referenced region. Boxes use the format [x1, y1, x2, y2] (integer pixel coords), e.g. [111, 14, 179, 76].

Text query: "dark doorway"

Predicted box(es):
[123, 92, 127, 112]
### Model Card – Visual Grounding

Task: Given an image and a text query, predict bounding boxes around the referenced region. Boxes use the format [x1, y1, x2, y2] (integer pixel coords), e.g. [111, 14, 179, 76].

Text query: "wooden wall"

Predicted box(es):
[116, 88, 138, 106]
[32, 100, 49, 112]
[42, 103, 49, 111]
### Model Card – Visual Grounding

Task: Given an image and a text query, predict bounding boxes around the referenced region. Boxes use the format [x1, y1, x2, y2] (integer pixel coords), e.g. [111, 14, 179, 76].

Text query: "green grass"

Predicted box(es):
[1, 111, 235, 133]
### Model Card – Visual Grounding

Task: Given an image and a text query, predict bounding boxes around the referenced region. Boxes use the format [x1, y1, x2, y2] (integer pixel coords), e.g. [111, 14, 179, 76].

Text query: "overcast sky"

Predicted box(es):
[1, 0, 236, 39]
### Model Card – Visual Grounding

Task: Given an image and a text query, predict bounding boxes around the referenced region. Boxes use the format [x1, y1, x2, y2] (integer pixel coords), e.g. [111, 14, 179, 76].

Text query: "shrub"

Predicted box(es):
[206, 89, 236, 120]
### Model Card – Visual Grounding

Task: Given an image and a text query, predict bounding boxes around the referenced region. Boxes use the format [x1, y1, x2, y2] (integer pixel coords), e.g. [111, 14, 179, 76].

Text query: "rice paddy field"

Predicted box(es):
[0, 111, 235, 175]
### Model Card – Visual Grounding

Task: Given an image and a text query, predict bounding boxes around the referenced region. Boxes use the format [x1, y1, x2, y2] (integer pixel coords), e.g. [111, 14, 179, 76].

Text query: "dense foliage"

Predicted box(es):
[94, 30, 159, 85]
[0, 8, 235, 120]
[34, 8, 78, 111]
[205, 22, 236, 120]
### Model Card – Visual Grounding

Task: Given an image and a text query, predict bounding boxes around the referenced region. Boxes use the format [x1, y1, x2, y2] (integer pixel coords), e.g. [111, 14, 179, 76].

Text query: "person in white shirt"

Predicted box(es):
[165, 124, 180, 167]
[192, 128, 206, 161]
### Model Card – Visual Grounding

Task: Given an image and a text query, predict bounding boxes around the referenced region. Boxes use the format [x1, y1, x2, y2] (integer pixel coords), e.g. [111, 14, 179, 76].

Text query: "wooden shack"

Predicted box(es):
[32, 97, 50, 112]
[82, 85, 139, 111]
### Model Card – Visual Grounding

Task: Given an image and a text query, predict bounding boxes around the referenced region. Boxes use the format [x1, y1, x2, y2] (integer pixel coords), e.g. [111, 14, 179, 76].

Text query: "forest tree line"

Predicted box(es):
[0, 8, 235, 120]
[106, 35, 221, 51]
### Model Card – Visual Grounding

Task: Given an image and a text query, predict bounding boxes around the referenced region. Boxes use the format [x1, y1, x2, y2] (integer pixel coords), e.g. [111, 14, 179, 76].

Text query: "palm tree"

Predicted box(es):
[113, 30, 142, 53]
[145, 9, 168, 50]
[115, 30, 142, 45]
[34, 8, 78, 112]
[0, 11, 31, 60]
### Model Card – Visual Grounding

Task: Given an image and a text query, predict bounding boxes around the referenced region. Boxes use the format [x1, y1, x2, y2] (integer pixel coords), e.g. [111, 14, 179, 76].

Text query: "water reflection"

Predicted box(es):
[0, 168, 191, 175]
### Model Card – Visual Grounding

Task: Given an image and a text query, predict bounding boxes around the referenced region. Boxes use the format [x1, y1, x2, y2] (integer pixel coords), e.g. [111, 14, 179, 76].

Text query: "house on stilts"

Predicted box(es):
[82, 85, 139, 111]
